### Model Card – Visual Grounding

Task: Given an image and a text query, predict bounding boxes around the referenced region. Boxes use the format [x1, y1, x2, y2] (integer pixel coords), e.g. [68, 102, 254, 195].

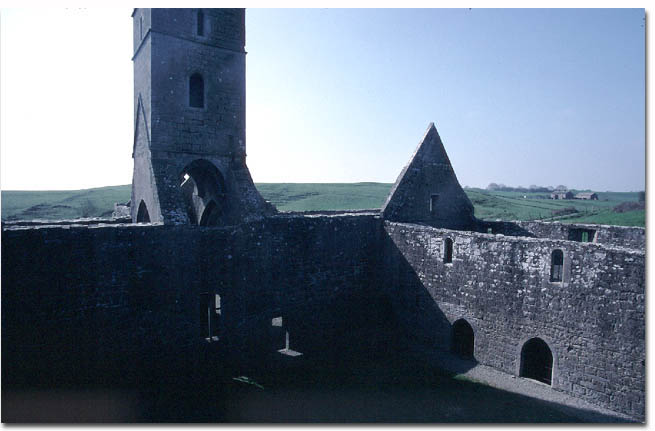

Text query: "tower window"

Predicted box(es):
[140, 17, 143, 39]
[197, 10, 205, 36]
[550, 249, 564, 282]
[189, 73, 204, 108]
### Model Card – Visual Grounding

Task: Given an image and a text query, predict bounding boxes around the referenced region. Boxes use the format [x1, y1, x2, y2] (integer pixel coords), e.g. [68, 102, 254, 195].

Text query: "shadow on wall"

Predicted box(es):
[381, 230, 478, 371]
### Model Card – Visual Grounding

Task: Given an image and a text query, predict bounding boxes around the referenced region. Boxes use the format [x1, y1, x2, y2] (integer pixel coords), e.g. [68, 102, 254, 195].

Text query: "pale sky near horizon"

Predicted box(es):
[0, 8, 646, 191]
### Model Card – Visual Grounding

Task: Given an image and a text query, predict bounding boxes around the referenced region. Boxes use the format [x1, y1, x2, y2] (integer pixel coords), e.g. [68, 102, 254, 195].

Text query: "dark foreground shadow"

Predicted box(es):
[2, 347, 632, 423]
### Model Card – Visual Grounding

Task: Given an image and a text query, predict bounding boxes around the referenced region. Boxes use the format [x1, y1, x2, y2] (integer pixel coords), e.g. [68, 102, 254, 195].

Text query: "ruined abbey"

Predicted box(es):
[1, 9, 645, 422]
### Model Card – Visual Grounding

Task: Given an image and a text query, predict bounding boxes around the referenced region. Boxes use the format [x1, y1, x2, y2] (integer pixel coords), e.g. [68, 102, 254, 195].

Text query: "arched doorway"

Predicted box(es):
[179, 159, 226, 226]
[136, 200, 150, 223]
[451, 319, 474, 359]
[520, 337, 553, 385]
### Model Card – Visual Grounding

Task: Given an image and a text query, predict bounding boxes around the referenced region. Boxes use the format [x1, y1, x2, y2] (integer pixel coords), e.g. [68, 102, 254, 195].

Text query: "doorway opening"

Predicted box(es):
[519, 337, 553, 385]
[451, 319, 474, 359]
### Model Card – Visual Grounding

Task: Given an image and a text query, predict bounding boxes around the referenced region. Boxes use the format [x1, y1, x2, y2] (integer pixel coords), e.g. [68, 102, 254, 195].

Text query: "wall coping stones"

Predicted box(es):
[513, 220, 645, 234]
[385, 221, 645, 256]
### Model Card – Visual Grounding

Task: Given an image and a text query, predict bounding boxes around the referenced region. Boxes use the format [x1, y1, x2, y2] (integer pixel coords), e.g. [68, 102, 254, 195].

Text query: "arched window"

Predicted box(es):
[451, 319, 474, 359]
[520, 337, 553, 385]
[196, 10, 205, 36]
[189, 73, 204, 108]
[136, 200, 150, 223]
[443, 238, 453, 263]
[550, 249, 563, 282]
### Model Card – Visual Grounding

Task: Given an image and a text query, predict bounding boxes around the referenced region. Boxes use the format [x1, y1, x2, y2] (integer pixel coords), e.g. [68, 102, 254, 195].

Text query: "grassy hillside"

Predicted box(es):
[1, 183, 645, 227]
[1, 185, 131, 221]
[255, 182, 391, 211]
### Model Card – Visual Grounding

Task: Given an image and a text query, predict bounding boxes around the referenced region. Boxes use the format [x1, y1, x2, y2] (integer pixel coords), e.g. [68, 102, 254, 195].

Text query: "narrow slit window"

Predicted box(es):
[550, 249, 564, 282]
[444, 238, 453, 264]
[140, 17, 143, 39]
[189, 73, 204, 108]
[197, 10, 205, 36]
[430, 194, 439, 213]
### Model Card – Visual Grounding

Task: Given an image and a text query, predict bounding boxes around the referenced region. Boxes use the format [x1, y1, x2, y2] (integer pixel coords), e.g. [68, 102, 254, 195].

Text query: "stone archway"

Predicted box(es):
[136, 200, 151, 223]
[451, 318, 474, 359]
[520, 337, 553, 385]
[179, 159, 226, 226]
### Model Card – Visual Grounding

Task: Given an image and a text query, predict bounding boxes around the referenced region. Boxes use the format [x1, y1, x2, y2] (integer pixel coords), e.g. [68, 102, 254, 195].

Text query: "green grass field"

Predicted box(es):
[1, 183, 645, 227]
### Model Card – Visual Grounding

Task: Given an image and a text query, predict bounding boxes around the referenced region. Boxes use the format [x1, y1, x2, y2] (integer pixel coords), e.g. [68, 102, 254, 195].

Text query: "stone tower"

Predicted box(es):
[130, 8, 273, 225]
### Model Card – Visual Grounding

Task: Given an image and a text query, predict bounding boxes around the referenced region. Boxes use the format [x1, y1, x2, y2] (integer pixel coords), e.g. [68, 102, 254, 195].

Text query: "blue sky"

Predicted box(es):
[1, 8, 646, 191]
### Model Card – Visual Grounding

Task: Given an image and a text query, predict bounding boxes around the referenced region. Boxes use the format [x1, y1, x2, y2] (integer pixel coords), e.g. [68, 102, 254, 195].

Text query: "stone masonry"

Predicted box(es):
[131, 9, 273, 225]
[0, 8, 646, 422]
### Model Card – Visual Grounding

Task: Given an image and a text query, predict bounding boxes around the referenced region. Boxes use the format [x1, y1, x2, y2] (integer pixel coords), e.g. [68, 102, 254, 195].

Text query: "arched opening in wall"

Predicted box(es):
[180, 159, 226, 226]
[189, 73, 204, 108]
[451, 319, 474, 359]
[550, 249, 564, 282]
[136, 200, 150, 223]
[443, 238, 453, 263]
[520, 337, 553, 385]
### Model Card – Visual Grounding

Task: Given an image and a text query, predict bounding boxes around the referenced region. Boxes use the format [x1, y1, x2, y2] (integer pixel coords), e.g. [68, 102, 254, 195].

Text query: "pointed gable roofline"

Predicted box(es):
[382, 123, 476, 230]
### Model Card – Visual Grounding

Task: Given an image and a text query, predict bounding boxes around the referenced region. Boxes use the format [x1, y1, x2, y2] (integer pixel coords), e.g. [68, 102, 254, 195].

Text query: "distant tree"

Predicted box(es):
[556, 185, 567, 191]
[487, 183, 500, 191]
[638, 191, 645, 202]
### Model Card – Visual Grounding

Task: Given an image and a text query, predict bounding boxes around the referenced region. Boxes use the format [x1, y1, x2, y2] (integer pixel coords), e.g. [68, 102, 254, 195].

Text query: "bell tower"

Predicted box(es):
[130, 8, 274, 225]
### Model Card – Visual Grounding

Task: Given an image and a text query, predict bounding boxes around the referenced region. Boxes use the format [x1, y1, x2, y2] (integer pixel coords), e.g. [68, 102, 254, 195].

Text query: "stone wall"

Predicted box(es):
[511, 221, 645, 250]
[1, 215, 645, 420]
[382, 221, 645, 420]
[151, 8, 244, 53]
[1, 214, 384, 390]
[475, 220, 645, 250]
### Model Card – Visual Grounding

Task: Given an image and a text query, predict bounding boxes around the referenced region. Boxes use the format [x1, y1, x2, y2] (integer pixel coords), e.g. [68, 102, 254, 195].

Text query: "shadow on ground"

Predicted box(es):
[2, 347, 631, 423]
